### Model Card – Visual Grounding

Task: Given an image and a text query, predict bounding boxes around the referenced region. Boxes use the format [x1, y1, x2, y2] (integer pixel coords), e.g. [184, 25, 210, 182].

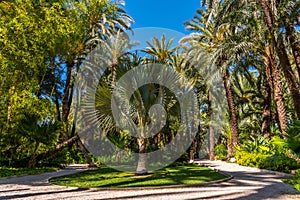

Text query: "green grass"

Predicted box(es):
[50, 163, 227, 188]
[0, 167, 58, 178]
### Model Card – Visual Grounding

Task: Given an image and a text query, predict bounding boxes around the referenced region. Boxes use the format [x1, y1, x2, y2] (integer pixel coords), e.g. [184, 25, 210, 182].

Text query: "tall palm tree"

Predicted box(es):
[284, 16, 300, 77]
[61, 0, 133, 131]
[182, 8, 240, 157]
[210, 0, 289, 133]
[258, 0, 300, 119]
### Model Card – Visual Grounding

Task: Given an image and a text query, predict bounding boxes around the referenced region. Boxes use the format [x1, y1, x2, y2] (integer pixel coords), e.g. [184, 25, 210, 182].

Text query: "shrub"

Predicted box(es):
[266, 154, 299, 172]
[214, 144, 227, 160]
[235, 135, 300, 172]
[235, 150, 270, 169]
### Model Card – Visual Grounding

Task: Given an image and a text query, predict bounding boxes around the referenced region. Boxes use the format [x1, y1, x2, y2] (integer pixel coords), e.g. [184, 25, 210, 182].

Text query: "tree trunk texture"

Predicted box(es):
[223, 69, 239, 151]
[260, 0, 300, 119]
[208, 90, 215, 160]
[209, 126, 215, 160]
[55, 94, 61, 121]
[261, 82, 271, 138]
[76, 138, 96, 168]
[136, 137, 147, 175]
[111, 63, 117, 86]
[61, 60, 74, 140]
[264, 47, 288, 133]
[284, 18, 300, 77]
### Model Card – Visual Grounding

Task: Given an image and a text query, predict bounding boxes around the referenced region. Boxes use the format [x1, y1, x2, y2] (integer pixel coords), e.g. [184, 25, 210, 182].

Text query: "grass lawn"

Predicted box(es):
[49, 163, 227, 188]
[0, 167, 59, 178]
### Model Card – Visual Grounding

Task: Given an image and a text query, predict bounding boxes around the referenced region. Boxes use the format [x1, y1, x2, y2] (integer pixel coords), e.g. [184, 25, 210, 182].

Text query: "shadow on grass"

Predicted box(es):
[50, 163, 226, 188]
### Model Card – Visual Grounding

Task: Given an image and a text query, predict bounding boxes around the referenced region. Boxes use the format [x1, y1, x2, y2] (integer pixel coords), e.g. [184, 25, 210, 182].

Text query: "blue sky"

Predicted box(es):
[124, 1, 201, 34]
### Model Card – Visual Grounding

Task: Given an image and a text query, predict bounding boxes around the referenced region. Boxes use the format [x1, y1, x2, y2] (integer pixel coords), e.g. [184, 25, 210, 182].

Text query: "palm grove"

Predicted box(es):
[0, 0, 299, 174]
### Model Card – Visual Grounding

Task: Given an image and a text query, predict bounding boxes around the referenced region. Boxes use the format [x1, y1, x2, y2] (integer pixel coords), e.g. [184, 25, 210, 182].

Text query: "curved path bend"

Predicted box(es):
[0, 161, 299, 200]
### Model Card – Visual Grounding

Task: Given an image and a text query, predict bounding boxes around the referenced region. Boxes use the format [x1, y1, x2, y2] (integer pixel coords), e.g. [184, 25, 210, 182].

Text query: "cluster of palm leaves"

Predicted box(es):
[88, 0, 300, 172]
[181, 0, 300, 159]
[1, 0, 299, 171]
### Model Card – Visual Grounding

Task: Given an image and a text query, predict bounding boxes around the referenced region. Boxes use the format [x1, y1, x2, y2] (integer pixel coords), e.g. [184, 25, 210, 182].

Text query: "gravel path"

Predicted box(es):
[0, 161, 299, 200]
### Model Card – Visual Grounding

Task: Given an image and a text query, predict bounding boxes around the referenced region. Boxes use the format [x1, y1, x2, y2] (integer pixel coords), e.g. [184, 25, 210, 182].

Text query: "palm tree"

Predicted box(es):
[142, 34, 177, 64]
[92, 57, 185, 174]
[61, 0, 133, 124]
[183, 8, 240, 157]
[264, 45, 288, 133]
[25, 0, 134, 167]
[259, 0, 300, 119]
[209, 0, 289, 133]
[284, 16, 300, 77]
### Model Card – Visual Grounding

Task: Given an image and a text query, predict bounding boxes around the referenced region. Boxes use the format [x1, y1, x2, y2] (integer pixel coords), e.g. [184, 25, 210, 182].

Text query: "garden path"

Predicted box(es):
[0, 160, 299, 199]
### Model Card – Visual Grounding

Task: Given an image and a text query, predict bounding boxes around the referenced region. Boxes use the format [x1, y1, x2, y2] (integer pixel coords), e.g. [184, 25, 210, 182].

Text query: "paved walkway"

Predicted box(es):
[0, 161, 299, 200]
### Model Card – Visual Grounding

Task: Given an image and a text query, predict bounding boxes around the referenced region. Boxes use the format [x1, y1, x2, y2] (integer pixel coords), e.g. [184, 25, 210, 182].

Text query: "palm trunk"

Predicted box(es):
[264, 47, 288, 133]
[111, 63, 117, 86]
[223, 69, 239, 153]
[284, 18, 300, 77]
[136, 137, 147, 175]
[276, 39, 300, 119]
[55, 94, 61, 121]
[60, 59, 95, 167]
[209, 126, 215, 160]
[28, 135, 80, 168]
[261, 82, 271, 138]
[28, 135, 96, 168]
[208, 90, 215, 160]
[260, 0, 300, 119]
[77, 138, 96, 167]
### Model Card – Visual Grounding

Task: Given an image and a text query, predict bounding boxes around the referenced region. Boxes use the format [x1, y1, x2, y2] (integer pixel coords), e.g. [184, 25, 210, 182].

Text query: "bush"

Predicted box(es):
[234, 134, 300, 172]
[235, 150, 269, 169]
[214, 144, 227, 160]
[235, 149, 300, 172]
[266, 154, 299, 172]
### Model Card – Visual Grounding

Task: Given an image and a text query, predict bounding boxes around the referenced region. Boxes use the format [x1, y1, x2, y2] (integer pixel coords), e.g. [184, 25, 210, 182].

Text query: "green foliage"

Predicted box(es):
[241, 136, 269, 153]
[286, 120, 300, 155]
[0, 0, 133, 168]
[235, 150, 299, 172]
[38, 147, 87, 168]
[0, 91, 60, 167]
[214, 143, 228, 160]
[235, 135, 300, 172]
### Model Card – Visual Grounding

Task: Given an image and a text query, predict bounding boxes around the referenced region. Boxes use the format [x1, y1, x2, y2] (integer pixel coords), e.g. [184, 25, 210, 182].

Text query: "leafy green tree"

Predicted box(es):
[0, 0, 133, 167]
